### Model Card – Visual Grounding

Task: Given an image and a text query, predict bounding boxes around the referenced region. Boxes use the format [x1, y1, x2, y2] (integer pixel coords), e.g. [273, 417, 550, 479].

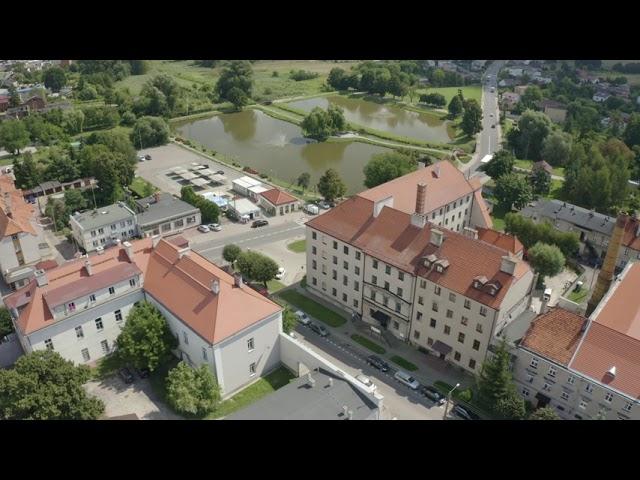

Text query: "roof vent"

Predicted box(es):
[348, 410, 354, 420]
[34, 269, 48, 287]
[430, 229, 444, 247]
[342, 405, 348, 417]
[211, 280, 220, 295]
[84, 259, 92, 276]
[607, 366, 616, 378]
[234, 274, 243, 288]
[328, 378, 333, 388]
[96, 245, 104, 255]
[307, 373, 315, 388]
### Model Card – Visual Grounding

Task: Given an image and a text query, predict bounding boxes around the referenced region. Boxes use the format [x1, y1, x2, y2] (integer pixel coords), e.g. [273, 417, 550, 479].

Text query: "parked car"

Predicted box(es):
[452, 404, 480, 420]
[133, 366, 150, 379]
[304, 204, 319, 215]
[394, 370, 420, 390]
[215, 170, 225, 175]
[275, 267, 285, 280]
[491, 124, 496, 128]
[295, 310, 311, 325]
[252, 220, 269, 228]
[318, 200, 331, 210]
[144, 154, 152, 160]
[197, 225, 210, 233]
[118, 367, 135, 384]
[208, 223, 222, 231]
[355, 374, 376, 391]
[308, 322, 329, 337]
[420, 385, 446, 405]
[366, 355, 390, 372]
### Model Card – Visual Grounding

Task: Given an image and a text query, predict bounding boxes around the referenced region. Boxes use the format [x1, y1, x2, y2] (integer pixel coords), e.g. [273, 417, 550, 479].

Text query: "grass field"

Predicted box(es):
[514, 159, 565, 177]
[266, 279, 286, 293]
[277, 290, 347, 327]
[490, 203, 510, 232]
[350, 334, 386, 354]
[128, 176, 158, 198]
[567, 287, 589, 304]
[287, 239, 306, 253]
[414, 86, 483, 105]
[389, 355, 418, 372]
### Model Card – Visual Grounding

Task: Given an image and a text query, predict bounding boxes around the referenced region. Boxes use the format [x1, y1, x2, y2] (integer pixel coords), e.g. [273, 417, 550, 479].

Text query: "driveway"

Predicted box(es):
[85, 376, 182, 420]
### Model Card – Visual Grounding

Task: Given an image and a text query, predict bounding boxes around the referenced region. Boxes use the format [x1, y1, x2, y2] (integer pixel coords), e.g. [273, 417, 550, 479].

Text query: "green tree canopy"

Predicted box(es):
[166, 362, 221, 416]
[624, 113, 640, 148]
[477, 339, 515, 408]
[0, 350, 105, 420]
[541, 131, 572, 167]
[43, 67, 67, 92]
[317, 168, 347, 202]
[236, 250, 279, 287]
[508, 110, 552, 160]
[420, 92, 446, 107]
[495, 391, 527, 420]
[222, 244, 242, 265]
[461, 99, 483, 136]
[483, 149, 515, 179]
[282, 308, 298, 334]
[44, 147, 80, 182]
[504, 213, 579, 257]
[363, 151, 417, 188]
[13, 152, 41, 190]
[493, 172, 533, 210]
[130, 116, 170, 149]
[301, 106, 346, 141]
[530, 168, 551, 196]
[519, 85, 543, 110]
[63, 188, 88, 214]
[448, 95, 464, 117]
[527, 242, 565, 280]
[0, 119, 30, 155]
[0, 307, 13, 338]
[115, 301, 178, 372]
[296, 172, 311, 191]
[529, 406, 560, 420]
[215, 61, 254, 109]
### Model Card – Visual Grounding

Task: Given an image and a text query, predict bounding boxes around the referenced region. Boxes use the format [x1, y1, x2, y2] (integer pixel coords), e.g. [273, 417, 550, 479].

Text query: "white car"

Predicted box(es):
[295, 310, 310, 325]
[275, 267, 286, 280]
[208, 223, 222, 231]
[197, 225, 210, 233]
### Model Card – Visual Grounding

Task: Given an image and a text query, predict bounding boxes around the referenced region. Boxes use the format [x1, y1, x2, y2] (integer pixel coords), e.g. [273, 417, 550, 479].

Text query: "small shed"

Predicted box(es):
[228, 198, 262, 222]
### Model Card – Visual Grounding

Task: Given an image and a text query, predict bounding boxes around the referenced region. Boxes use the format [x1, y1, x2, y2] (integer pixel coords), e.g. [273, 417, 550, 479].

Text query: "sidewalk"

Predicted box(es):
[289, 286, 475, 391]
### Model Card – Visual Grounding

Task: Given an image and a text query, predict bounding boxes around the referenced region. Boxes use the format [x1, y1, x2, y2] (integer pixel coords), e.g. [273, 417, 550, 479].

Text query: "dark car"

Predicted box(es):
[452, 404, 480, 420]
[308, 322, 329, 337]
[251, 220, 269, 228]
[118, 367, 135, 384]
[420, 385, 446, 405]
[133, 367, 150, 379]
[215, 170, 225, 175]
[366, 355, 390, 372]
[144, 154, 152, 160]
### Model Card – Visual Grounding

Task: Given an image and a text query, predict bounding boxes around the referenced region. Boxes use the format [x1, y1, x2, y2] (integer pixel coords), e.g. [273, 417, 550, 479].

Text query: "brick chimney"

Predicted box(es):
[411, 183, 427, 228]
[586, 213, 629, 316]
[84, 259, 93, 276]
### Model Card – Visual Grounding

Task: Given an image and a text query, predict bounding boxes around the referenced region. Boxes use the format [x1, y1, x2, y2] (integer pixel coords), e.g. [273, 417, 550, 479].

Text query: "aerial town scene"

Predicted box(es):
[0, 59, 639, 421]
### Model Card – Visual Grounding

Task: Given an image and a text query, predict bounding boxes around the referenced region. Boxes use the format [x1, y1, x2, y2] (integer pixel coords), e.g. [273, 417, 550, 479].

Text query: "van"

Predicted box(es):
[394, 370, 420, 390]
[543, 288, 552, 302]
[305, 204, 319, 215]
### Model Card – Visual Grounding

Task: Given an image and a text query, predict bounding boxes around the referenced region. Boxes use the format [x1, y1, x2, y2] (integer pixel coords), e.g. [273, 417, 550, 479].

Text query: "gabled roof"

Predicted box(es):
[519, 199, 615, 236]
[260, 188, 297, 206]
[0, 174, 36, 237]
[143, 239, 281, 345]
[476, 227, 523, 255]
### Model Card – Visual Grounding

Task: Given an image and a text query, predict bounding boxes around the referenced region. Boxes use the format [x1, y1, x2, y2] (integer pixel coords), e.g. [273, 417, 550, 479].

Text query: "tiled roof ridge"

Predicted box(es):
[151, 246, 215, 295]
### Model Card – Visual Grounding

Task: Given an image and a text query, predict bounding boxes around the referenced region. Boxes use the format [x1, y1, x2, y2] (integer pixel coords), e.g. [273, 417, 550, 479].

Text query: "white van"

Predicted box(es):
[543, 288, 552, 302]
[304, 204, 319, 215]
[394, 370, 420, 390]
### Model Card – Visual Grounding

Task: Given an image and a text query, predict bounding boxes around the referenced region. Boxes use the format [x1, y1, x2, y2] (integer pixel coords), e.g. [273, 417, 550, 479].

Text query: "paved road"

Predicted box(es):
[292, 325, 452, 420]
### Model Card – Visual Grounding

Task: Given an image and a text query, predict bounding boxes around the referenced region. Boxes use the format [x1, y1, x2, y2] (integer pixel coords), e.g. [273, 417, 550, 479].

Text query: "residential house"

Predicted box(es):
[506, 68, 524, 78]
[498, 79, 517, 88]
[227, 198, 262, 222]
[259, 188, 300, 216]
[0, 95, 9, 112]
[593, 91, 610, 103]
[134, 192, 201, 237]
[70, 202, 137, 253]
[512, 261, 640, 420]
[501, 92, 521, 111]
[514, 85, 529, 96]
[519, 199, 640, 269]
[609, 83, 630, 98]
[539, 99, 567, 123]
[0, 175, 50, 290]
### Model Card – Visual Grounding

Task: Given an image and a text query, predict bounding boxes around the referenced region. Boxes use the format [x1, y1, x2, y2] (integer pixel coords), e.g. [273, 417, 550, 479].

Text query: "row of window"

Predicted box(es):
[521, 387, 633, 414]
[66, 280, 136, 313]
[369, 291, 402, 313]
[312, 231, 362, 260]
[73, 310, 123, 341]
[419, 282, 489, 317]
[415, 308, 484, 333]
[46, 338, 111, 358]
[90, 220, 134, 237]
[418, 336, 477, 369]
[417, 320, 482, 349]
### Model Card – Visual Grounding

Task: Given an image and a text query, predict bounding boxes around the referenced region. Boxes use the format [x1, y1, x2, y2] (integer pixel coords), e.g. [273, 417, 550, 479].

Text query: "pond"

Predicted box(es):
[286, 94, 453, 143]
[173, 109, 391, 195]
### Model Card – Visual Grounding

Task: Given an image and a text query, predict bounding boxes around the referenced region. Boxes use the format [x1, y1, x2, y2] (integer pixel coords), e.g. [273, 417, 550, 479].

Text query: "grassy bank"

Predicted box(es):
[390, 355, 418, 372]
[351, 334, 386, 354]
[277, 289, 347, 327]
[287, 240, 306, 253]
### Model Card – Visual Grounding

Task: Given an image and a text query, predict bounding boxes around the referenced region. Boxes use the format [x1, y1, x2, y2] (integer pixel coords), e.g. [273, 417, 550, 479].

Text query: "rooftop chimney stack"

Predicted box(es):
[500, 255, 517, 276]
[587, 213, 629, 316]
[463, 227, 478, 239]
[307, 373, 315, 388]
[234, 274, 243, 288]
[122, 241, 134, 262]
[348, 410, 354, 420]
[84, 259, 92, 276]
[211, 280, 220, 295]
[178, 246, 190, 259]
[430, 229, 445, 247]
[34, 269, 48, 287]
[415, 183, 427, 215]
[151, 235, 161, 248]
[328, 378, 333, 388]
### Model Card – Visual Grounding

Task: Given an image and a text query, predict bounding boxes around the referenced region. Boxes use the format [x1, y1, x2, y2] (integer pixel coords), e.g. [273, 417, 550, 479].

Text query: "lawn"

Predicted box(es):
[390, 355, 418, 372]
[350, 334, 386, 354]
[502, 118, 514, 137]
[414, 86, 482, 105]
[513, 159, 565, 178]
[567, 287, 589, 304]
[490, 203, 510, 232]
[287, 239, 306, 253]
[266, 279, 286, 293]
[206, 366, 294, 419]
[148, 355, 181, 406]
[277, 290, 347, 327]
[128, 176, 158, 198]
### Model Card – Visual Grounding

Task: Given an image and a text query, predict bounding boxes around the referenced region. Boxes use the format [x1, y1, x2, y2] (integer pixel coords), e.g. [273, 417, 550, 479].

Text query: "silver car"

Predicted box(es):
[394, 370, 420, 390]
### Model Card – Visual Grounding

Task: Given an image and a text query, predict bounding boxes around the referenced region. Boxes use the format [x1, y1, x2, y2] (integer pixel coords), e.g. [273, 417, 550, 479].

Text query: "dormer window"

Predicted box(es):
[473, 275, 488, 290]
[436, 265, 443, 273]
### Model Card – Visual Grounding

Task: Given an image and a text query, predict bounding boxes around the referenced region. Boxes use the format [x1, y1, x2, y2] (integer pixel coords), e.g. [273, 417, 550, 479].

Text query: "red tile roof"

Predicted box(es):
[35, 260, 59, 271]
[260, 188, 297, 206]
[0, 174, 37, 237]
[520, 307, 587, 366]
[143, 239, 282, 345]
[622, 217, 640, 252]
[477, 227, 523, 255]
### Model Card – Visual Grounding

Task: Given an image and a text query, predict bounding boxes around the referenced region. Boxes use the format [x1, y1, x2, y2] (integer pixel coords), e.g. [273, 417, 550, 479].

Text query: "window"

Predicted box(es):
[567, 376, 575, 385]
[543, 383, 551, 392]
[479, 306, 487, 317]
[434, 285, 441, 295]
[526, 374, 534, 383]
[395, 302, 401, 313]
[93, 241, 99, 247]
[202, 347, 208, 361]
[89, 294, 96, 302]
[175, 219, 184, 228]
[129, 278, 136, 287]
[332, 270, 337, 280]
[585, 383, 593, 394]
[432, 212, 436, 220]
[383, 296, 389, 306]
[343, 261, 348, 270]
[548, 366, 557, 378]
[468, 359, 476, 369]
[95, 318, 103, 331]
[420, 279, 426, 289]
[530, 357, 539, 368]
[416, 311, 423, 321]
[247, 338, 255, 351]
[397, 287, 403, 297]
[332, 288, 337, 297]
[385, 265, 391, 275]
[354, 266, 360, 275]
[354, 281, 359, 292]
[461, 316, 469, 326]
[333, 241, 338, 250]
[187, 216, 195, 224]
[115, 310, 122, 322]
[312, 260, 317, 270]
[472, 340, 480, 351]
[353, 299, 359, 308]
[623, 401, 633, 412]
[249, 363, 257, 376]
[100, 238, 106, 244]
[91, 230, 96, 237]
[120, 221, 126, 228]
[343, 275, 348, 286]
[372, 260, 378, 269]
[312, 231, 317, 240]
[322, 265, 327, 274]
[183, 331, 189, 345]
[432, 302, 439, 312]
[312, 277, 317, 286]
[372, 275, 377, 285]
[384, 281, 390, 290]
[427, 337, 434, 346]
[454, 351, 461, 361]
[398, 272, 404, 281]
[521, 387, 530, 397]
[370, 291, 376, 301]
[449, 293, 456, 302]
[343, 246, 349, 255]
[312, 246, 317, 255]
[342, 293, 347, 302]
[332, 256, 337, 265]
[98, 228, 104, 234]
[446, 309, 453, 319]
[98, 339, 109, 354]
[355, 251, 361, 260]
[128, 229, 134, 236]
[430, 318, 437, 328]
[560, 391, 570, 401]
[75, 326, 84, 339]
[604, 392, 613, 403]
[579, 400, 588, 410]
[127, 219, 133, 226]
[444, 325, 451, 335]
[476, 323, 483, 334]
[458, 332, 465, 344]
[44, 339, 54, 350]
[418, 296, 424, 305]
[414, 330, 420, 339]
[109, 286, 115, 295]
[67, 302, 76, 312]
[81, 348, 90, 362]
[464, 299, 471, 309]
[110, 224, 116, 231]
[393, 321, 399, 330]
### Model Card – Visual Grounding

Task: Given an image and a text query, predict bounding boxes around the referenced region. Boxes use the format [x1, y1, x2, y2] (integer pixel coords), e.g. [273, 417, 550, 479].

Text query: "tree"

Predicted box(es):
[419, 92, 446, 108]
[301, 106, 346, 141]
[493, 172, 533, 210]
[236, 250, 279, 287]
[448, 95, 463, 117]
[0, 350, 104, 420]
[44, 148, 80, 182]
[460, 99, 483, 137]
[477, 339, 514, 407]
[317, 168, 346, 202]
[129, 60, 149, 75]
[327, 68, 347, 90]
[84, 130, 137, 187]
[62, 109, 85, 135]
[43, 67, 67, 92]
[215, 61, 254, 109]
[115, 301, 178, 372]
[519, 85, 542, 110]
[529, 406, 560, 420]
[541, 131, 572, 166]
[508, 110, 552, 160]
[527, 242, 565, 281]
[282, 308, 298, 334]
[504, 213, 579, 257]
[0, 120, 30, 155]
[0, 307, 13, 338]
[482, 149, 515, 179]
[45, 197, 67, 230]
[165, 362, 221, 416]
[130, 116, 170, 149]
[530, 168, 551, 196]
[226, 86, 249, 110]
[326, 104, 346, 132]
[8, 85, 20, 107]
[495, 391, 526, 420]
[63, 188, 88, 214]
[363, 152, 417, 188]
[296, 172, 311, 192]
[222, 244, 242, 266]
[13, 152, 41, 190]
[624, 113, 640, 148]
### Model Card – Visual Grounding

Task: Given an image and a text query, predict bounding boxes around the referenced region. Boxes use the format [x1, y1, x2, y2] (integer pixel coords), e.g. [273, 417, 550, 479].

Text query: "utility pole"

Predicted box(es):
[442, 383, 460, 420]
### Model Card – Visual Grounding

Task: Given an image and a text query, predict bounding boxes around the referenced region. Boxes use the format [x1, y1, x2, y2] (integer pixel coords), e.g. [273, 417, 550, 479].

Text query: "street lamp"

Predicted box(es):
[442, 383, 460, 420]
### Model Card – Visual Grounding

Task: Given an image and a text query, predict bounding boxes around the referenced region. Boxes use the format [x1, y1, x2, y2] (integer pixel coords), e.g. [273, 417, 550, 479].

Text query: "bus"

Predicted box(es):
[480, 154, 494, 165]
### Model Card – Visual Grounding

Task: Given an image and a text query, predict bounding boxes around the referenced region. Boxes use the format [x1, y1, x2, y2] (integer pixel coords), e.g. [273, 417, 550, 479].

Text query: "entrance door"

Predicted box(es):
[439, 353, 446, 360]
